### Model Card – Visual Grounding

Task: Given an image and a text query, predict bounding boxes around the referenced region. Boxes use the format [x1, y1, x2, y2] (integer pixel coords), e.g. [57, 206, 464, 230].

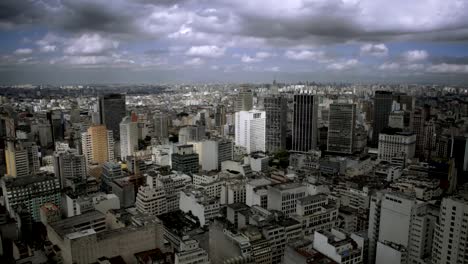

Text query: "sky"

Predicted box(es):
[1, 0, 468, 84]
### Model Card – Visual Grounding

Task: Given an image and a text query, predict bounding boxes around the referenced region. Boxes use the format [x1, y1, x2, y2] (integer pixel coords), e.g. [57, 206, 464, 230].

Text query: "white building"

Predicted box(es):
[267, 183, 307, 216]
[432, 193, 468, 264]
[220, 180, 247, 205]
[246, 178, 272, 208]
[378, 130, 416, 162]
[195, 139, 233, 171]
[179, 189, 220, 226]
[62, 192, 120, 217]
[291, 194, 339, 236]
[235, 110, 266, 153]
[119, 116, 138, 160]
[313, 229, 364, 264]
[135, 185, 167, 216]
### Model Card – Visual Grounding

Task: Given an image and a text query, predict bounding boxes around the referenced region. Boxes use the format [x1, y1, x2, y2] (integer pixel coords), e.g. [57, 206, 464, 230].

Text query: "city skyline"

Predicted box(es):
[1, 0, 468, 84]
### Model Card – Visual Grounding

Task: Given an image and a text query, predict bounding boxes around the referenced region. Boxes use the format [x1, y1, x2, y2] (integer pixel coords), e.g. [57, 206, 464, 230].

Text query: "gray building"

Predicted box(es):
[101, 161, 123, 192]
[371, 91, 393, 146]
[292, 94, 318, 152]
[53, 149, 86, 189]
[235, 86, 254, 112]
[265, 95, 287, 153]
[99, 94, 126, 140]
[327, 103, 356, 154]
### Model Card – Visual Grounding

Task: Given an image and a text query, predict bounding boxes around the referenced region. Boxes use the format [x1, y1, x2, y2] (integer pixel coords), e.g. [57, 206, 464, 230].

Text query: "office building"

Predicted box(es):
[292, 94, 318, 152]
[5, 141, 40, 177]
[372, 91, 393, 146]
[378, 128, 416, 162]
[264, 95, 288, 153]
[267, 183, 307, 216]
[171, 144, 199, 174]
[101, 161, 123, 192]
[432, 193, 468, 264]
[53, 148, 86, 189]
[47, 110, 64, 144]
[153, 111, 168, 139]
[235, 86, 254, 112]
[327, 103, 356, 154]
[120, 116, 138, 160]
[99, 94, 126, 140]
[235, 110, 266, 154]
[81, 125, 114, 166]
[196, 139, 233, 171]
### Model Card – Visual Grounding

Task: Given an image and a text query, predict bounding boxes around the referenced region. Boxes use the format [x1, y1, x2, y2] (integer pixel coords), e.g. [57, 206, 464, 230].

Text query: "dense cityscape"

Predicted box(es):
[2, 0, 468, 264]
[0, 82, 467, 264]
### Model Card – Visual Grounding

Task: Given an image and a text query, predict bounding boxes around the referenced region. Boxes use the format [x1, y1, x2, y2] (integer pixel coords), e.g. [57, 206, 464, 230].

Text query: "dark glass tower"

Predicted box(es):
[292, 94, 318, 152]
[99, 94, 126, 140]
[371, 91, 393, 146]
[265, 95, 287, 153]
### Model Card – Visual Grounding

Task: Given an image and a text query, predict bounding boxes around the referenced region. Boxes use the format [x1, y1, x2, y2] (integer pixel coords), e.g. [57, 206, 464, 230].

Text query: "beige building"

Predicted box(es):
[82, 125, 114, 166]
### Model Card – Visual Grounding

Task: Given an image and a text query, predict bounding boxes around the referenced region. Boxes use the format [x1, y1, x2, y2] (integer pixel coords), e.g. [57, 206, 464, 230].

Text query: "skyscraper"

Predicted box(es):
[53, 148, 86, 189]
[47, 110, 64, 145]
[292, 94, 318, 152]
[81, 125, 114, 166]
[153, 112, 168, 139]
[235, 86, 253, 112]
[120, 116, 138, 160]
[235, 110, 266, 154]
[99, 94, 126, 140]
[264, 95, 287, 153]
[327, 103, 356, 154]
[371, 91, 393, 146]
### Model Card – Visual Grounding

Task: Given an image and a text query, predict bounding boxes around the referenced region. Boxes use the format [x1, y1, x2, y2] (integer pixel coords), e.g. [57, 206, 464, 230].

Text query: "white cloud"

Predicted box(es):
[403, 50, 428, 62]
[406, 64, 425, 71]
[255, 51, 274, 59]
[14, 48, 33, 55]
[64, 33, 119, 55]
[360, 43, 388, 57]
[284, 50, 328, 62]
[378, 62, 400, 70]
[184, 57, 205, 66]
[327, 59, 359, 70]
[427, 63, 468, 73]
[186, 45, 225, 58]
[241, 55, 260, 63]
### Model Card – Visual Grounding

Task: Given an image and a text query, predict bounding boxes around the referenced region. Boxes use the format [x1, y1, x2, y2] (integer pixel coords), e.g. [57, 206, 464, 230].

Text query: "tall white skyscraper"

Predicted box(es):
[432, 193, 468, 264]
[120, 116, 138, 160]
[235, 110, 266, 153]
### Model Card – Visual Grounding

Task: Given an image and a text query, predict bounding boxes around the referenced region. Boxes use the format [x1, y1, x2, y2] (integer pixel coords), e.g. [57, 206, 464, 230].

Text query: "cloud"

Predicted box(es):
[427, 63, 468, 73]
[378, 62, 400, 70]
[284, 50, 328, 62]
[360, 43, 388, 57]
[186, 45, 225, 58]
[14, 48, 33, 55]
[327, 59, 359, 70]
[64, 33, 119, 55]
[403, 50, 429, 62]
[240, 52, 274, 63]
[184, 57, 204, 66]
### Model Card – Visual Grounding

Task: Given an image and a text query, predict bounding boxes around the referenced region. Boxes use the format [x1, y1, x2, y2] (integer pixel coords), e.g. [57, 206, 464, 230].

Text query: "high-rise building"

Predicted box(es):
[153, 111, 168, 139]
[171, 144, 199, 174]
[215, 105, 227, 127]
[371, 91, 393, 146]
[5, 141, 40, 177]
[432, 193, 468, 264]
[53, 148, 86, 189]
[368, 191, 438, 264]
[413, 107, 426, 157]
[327, 103, 356, 154]
[81, 125, 114, 166]
[196, 139, 233, 171]
[119, 116, 138, 160]
[235, 86, 253, 112]
[292, 94, 318, 152]
[99, 94, 126, 140]
[264, 95, 287, 153]
[235, 110, 266, 154]
[47, 110, 64, 145]
[179, 125, 206, 144]
[1, 173, 61, 222]
[101, 161, 123, 192]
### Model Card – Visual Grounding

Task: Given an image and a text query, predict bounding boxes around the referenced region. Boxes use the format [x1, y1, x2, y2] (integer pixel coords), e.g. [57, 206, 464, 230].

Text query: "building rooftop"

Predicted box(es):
[50, 210, 105, 238]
